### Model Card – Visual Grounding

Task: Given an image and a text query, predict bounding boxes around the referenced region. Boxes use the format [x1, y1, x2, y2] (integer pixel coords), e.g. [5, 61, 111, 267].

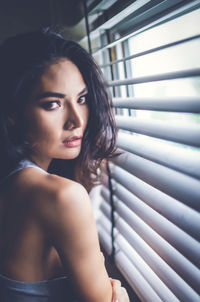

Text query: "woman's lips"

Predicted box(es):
[63, 136, 82, 148]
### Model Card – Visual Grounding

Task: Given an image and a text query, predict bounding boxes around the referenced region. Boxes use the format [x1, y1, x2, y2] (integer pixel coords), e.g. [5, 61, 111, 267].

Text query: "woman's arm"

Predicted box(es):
[35, 176, 113, 302]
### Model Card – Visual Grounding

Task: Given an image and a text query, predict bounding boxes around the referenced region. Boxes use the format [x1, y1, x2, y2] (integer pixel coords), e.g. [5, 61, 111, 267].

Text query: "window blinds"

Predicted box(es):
[82, 0, 200, 301]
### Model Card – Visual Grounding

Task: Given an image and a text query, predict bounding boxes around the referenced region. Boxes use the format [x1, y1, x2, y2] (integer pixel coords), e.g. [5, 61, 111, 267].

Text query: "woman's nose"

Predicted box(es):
[64, 105, 84, 130]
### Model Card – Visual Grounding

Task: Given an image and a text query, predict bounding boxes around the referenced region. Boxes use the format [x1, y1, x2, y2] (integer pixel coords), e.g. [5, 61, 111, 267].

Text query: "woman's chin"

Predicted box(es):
[58, 150, 81, 160]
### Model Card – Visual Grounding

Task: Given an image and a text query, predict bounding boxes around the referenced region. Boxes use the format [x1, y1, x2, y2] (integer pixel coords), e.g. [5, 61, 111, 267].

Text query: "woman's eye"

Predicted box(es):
[42, 101, 61, 110]
[78, 95, 87, 105]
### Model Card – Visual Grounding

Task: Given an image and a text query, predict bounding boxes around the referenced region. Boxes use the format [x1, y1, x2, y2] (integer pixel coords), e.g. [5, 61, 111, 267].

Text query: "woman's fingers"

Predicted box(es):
[110, 278, 121, 301]
[121, 287, 130, 302]
[110, 278, 129, 302]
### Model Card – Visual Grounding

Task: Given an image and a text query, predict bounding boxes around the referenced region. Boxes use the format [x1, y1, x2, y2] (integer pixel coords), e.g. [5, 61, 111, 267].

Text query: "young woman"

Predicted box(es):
[0, 29, 130, 302]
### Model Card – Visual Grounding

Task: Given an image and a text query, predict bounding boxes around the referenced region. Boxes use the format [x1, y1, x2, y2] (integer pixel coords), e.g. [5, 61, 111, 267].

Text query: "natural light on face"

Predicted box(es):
[24, 59, 89, 169]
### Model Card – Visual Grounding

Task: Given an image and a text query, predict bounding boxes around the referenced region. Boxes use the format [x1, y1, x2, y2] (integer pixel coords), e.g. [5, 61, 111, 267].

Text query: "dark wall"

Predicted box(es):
[0, 0, 50, 42]
[0, 0, 86, 43]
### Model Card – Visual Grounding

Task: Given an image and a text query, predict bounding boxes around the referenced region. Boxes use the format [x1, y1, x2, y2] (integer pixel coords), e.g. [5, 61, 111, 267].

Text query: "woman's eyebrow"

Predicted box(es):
[36, 92, 66, 100]
[77, 87, 88, 96]
[35, 87, 88, 100]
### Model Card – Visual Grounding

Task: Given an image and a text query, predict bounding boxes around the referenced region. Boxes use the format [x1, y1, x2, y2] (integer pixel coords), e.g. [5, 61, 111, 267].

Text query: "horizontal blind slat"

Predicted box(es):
[116, 203, 200, 292]
[101, 184, 200, 267]
[97, 224, 111, 254]
[117, 235, 180, 302]
[98, 209, 200, 301]
[113, 96, 200, 112]
[115, 252, 163, 302]
[101, 34, 200, 67]
[109, 165, 200, 241]
[117, 132, 200, 179]
[91, 0, 151, 32]
[111, 151, 200, 210]
[91, 0, 200, 54]
[115, 116, 200, 147]
[100, 197, 200, 293]
[108, 68, 200, 86]
[115, 217, 200, 302]
[97, 224, 164, 302]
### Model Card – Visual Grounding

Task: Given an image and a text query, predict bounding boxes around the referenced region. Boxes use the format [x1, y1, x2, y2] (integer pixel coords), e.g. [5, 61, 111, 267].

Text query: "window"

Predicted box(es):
[81, 1, 200, 301]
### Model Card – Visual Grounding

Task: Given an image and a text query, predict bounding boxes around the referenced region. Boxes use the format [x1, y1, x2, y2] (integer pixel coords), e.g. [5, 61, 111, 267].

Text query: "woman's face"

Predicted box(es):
[24, 59, 89, 169]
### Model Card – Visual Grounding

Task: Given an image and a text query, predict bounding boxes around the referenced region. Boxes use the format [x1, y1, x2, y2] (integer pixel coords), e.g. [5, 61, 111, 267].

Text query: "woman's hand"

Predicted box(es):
[110, 278, 130, 302]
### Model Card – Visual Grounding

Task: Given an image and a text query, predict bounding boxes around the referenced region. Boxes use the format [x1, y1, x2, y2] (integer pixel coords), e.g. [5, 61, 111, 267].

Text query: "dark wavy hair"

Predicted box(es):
[0, 28, 117, 190]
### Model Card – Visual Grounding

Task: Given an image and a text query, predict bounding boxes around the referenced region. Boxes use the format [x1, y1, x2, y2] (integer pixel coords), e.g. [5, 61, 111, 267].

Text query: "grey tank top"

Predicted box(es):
[0, 159, 47, 184]
[0, 159, 78, 302]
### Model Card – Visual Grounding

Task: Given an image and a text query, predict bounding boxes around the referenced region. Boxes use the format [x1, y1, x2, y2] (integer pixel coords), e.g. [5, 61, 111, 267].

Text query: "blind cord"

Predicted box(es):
[82, 0, 92, 54]
[106, 161, 116, 264]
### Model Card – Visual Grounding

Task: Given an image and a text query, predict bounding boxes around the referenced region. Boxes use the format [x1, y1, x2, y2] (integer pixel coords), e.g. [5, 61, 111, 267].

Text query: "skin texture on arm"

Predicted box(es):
[34, 175, 113, 302]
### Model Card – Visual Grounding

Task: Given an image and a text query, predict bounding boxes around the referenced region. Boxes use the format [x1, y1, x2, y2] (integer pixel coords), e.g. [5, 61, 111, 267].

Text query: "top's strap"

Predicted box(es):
[16, 159, 46, 174]
[1, 159, 47, 185]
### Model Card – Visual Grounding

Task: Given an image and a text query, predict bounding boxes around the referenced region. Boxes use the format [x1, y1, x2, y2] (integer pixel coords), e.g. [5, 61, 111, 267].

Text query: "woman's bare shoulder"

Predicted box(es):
[16, 167, 88, 205]
[16, 168, 89, 220]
